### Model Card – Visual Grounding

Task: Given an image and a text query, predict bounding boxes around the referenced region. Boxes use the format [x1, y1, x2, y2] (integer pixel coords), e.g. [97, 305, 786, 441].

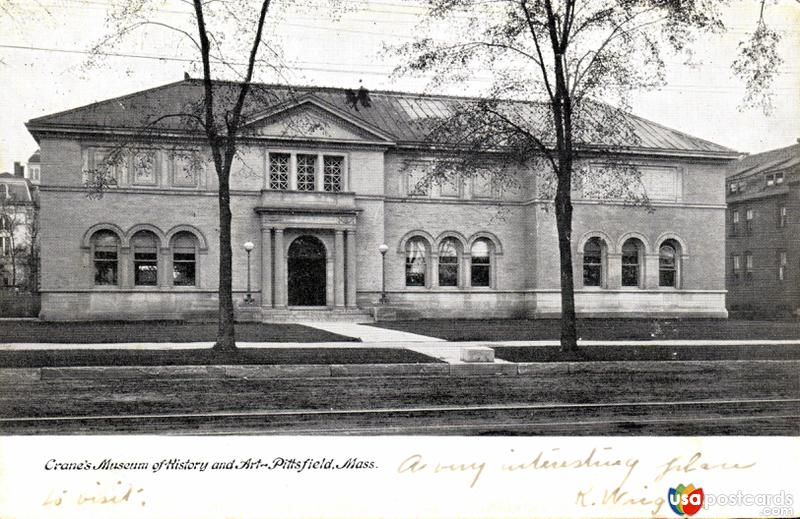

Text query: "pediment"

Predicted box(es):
[241, 97, 395, 144]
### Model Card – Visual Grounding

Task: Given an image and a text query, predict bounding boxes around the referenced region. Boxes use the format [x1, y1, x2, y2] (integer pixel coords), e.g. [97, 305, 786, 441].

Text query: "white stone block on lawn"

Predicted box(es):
[460, 346, 495, 363]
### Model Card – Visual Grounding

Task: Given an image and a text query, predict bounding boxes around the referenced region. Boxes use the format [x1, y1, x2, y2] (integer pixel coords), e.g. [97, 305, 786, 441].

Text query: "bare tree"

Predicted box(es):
[393, 0, 791, 354]
[82, 0, 342, 353]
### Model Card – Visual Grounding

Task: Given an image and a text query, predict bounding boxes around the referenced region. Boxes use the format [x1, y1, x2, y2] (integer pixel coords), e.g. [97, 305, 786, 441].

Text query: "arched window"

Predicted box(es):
[659, 241, 678, 287]
[470, 239, 491, 287]
[172, 232, 198, 286]
[583, 238, 604, 287]
[621, 238, 643, 287]
[405, 238, 428, 287]
[132, 231, 159, 286]
[92, 230, 119, 285]
[438, 238, 459, 287]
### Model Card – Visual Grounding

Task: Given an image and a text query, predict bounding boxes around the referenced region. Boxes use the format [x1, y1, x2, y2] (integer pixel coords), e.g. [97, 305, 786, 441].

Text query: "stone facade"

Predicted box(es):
[27, 80, 738, 320]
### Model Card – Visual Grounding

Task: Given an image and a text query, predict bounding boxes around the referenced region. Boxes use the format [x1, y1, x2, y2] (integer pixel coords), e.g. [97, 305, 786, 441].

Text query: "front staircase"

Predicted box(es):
[259, 307, 373, 323]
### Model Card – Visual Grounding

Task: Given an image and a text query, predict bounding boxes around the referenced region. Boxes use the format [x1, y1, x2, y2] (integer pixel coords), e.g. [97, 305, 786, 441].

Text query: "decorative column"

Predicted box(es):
[159, 247, 171, 288]
[461, 252, 471, 288]
[346, 230, 357, 307]
[288, 154, 297, 191]
[119, 247, 131, 288]
[334, 230, 345, 307]
[316, 153, 325, 192]
[261, 227, 272, 307]
[273, 228, 286, 307]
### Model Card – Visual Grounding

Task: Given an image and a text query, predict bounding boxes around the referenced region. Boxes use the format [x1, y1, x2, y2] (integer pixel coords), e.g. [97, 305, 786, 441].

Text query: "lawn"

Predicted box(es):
[493, 344, 800, 362]
[0, 347, 440, 368]
[371, 318, 800, 341]
[0, 320, 357, 344]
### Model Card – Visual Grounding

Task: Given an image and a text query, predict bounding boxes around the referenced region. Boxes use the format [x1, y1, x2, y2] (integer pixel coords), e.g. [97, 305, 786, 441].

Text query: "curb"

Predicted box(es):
[2, 358, 796, 382]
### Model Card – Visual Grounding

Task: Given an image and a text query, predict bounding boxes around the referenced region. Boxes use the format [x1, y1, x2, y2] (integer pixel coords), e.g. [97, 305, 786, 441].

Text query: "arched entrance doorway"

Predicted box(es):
[287, 235, 327, 306]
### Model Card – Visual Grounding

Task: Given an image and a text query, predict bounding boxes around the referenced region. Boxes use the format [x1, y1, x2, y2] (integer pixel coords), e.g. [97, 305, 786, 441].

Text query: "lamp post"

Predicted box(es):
[378, 243, 389, 304]
[244, 241, 255, 304]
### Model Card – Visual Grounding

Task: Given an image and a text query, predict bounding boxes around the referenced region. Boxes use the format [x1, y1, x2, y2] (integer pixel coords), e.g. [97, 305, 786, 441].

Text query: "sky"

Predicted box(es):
[0, 0, 798, 173]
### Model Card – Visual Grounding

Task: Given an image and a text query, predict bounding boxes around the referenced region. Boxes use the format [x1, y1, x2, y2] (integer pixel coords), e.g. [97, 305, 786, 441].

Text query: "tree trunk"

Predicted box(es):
[10, 236, 16, 287]
[215, 171, 236, 353]
[555, 170, 578, 352]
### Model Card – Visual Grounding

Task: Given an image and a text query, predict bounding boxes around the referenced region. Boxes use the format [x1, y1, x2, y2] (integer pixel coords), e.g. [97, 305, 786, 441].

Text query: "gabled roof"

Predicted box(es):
[27, 150, 40, 163]
[27, 78, 738, 158]
[727, 142, 800, 179]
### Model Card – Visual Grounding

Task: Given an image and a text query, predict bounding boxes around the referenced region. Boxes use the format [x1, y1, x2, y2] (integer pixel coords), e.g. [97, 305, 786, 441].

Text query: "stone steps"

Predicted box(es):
[261, 307, 373, 323]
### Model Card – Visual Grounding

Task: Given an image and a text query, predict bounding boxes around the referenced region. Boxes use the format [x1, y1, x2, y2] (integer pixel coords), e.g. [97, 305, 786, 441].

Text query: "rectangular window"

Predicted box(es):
[269, 153, 290, 190]
[296, 154, 316, 191]
[745, 253, 753, 281]
[621, 256, 640, 286]
[776, 172, 784, 184]
[134, 252, 158, 286]
[731, 210, 739, 235]
[323, 156, 344, 192]
[732, 254, 740, 282]
[0, 236, 10, 256]
[173, 252, 196, 286]
[779, 251, 787, 281]
[779, 206, 787, 228]
[471, 258, 490, 287]
[131, 149, 157, 185]
[766, 174, 775, 187]
[94, 250, 118, 285]
[729, 182, 738, 194]
[745, 209, 754, 232]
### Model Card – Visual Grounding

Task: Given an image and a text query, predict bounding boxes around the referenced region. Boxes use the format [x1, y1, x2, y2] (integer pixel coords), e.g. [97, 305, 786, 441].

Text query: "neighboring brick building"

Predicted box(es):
[726, 141, 800, 316]
[26, 79, 738, 320]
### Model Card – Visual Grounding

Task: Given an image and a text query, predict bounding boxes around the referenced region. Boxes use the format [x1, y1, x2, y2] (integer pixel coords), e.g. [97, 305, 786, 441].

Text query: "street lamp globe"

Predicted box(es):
[244, 241, 255, 252]
[378, 243, 389, 255]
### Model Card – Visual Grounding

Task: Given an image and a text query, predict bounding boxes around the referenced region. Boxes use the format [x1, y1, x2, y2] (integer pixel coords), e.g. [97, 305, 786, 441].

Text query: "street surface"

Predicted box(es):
[1, 360, 798, 435]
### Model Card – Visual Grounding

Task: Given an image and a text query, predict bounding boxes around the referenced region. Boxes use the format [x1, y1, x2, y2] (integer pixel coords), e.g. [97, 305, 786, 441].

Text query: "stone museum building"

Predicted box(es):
[726, 141, 800, 316]
[26, 78, 739, 320]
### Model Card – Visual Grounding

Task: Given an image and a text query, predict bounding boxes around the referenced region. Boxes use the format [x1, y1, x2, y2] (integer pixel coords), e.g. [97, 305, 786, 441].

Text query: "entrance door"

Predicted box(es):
[287, 235, 327, 306]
